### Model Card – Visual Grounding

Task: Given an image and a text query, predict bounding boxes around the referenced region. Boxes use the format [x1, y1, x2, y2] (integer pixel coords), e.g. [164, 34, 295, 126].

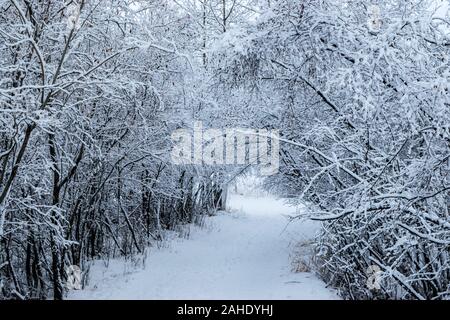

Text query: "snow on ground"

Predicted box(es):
[69, 194, 338, 300]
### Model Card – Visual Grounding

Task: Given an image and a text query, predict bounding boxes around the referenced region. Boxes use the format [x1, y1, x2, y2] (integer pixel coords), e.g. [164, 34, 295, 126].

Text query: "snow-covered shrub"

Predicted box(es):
[0, 0, 227, 299]
[211, 0, 450, 299]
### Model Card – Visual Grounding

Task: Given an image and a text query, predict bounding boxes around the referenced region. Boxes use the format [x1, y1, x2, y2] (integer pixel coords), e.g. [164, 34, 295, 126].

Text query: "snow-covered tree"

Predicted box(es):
[210, 0, 450, 299]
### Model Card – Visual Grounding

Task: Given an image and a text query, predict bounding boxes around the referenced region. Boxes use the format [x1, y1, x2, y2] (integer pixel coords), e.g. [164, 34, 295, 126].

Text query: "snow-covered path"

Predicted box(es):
[69, 194, 338, 299]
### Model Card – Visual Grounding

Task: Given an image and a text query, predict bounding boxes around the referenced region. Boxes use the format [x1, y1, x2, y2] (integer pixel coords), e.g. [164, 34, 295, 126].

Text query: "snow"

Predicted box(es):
[69, 194, 338, 300]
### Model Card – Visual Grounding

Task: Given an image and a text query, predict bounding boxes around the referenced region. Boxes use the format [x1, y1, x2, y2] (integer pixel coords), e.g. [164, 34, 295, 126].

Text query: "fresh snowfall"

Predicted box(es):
[69, 193, 338, 299]
[0, 0, 449, 301]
